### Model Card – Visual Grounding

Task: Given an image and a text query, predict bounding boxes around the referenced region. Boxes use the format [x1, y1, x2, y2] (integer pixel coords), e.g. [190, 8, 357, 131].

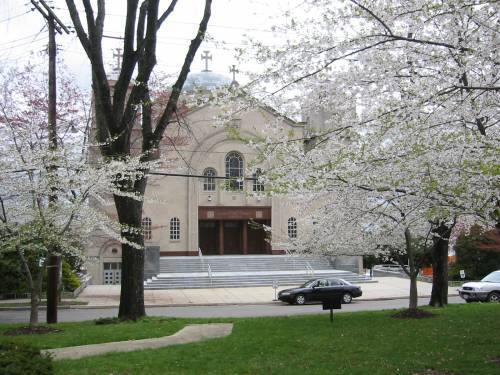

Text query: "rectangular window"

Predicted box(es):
[253, 179, 265, 192]
[142, 217, 152, 240]
[170, 217, 180, 240]
[203, 168, 216, 191]
[252, 169, 264, 192]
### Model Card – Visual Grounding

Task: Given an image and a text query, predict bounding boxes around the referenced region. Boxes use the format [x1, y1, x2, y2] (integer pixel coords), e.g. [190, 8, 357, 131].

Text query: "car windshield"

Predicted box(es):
[481, 271, 500, 283]
[300, 279, 318, 288]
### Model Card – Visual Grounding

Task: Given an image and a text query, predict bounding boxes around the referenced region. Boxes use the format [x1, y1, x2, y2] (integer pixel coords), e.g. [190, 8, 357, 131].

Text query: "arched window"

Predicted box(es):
[287, 217, 297, 239]
[225, 151, 243, 191]
[203, 167, 217, 191]
[142, 217, 152, 240]
[170, 217, 180, 240]
[252, 168, 264, 192]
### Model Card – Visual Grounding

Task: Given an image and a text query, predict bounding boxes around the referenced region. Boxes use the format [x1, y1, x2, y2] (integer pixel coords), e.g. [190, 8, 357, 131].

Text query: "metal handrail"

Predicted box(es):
[305, 261, 315, 276]
[198, 247, 204, 268]
[207, 263, 212, 286]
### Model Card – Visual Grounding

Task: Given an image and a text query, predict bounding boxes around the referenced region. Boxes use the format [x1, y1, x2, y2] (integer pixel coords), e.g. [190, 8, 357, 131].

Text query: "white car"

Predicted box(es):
[458, 270, 500, 303]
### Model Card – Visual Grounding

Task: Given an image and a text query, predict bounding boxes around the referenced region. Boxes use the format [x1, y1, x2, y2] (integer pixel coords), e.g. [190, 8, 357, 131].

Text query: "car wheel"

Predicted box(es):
[294, 294, 306, 305]
[487, 292, 500, 303]
[342, 293, 353, 304]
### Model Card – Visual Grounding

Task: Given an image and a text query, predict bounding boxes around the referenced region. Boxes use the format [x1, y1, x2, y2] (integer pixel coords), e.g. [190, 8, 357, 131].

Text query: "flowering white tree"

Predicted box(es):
[246, 0, 499, 307]
[0, 63, 145, 326]
[64, 0, 213, 320]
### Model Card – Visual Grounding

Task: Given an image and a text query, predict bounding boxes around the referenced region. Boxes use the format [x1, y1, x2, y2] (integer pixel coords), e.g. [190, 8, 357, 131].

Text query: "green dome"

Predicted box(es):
[183, 71, 232, 91]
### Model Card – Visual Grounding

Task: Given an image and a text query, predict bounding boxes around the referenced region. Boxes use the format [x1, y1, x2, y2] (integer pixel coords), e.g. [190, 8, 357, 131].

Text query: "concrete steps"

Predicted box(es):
[145, 255, 372, 289]
[158, 255, 332, 273]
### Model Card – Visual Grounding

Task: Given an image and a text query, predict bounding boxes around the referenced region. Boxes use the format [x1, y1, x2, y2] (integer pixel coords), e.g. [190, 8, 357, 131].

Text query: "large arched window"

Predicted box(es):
[203, 167, 217, 191]
[170, 217, 180, 240]
[225, 151, 243, 191]
[287, 217, 297, 239]
[252, 168, 264, 192]
[142, 217, 152, 240]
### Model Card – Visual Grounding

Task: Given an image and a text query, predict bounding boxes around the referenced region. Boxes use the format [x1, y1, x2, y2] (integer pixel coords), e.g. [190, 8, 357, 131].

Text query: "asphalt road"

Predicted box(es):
[0, 297, 464, 324]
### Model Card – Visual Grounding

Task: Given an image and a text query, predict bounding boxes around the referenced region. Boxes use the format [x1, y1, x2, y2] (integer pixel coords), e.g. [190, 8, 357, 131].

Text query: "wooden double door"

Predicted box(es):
[199, 220, 270, 255]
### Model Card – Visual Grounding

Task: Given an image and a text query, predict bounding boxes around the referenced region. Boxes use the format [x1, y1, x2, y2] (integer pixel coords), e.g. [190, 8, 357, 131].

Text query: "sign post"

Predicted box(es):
[322, 295, 342, 323]
[272, 280, 279, 301]
[460, 270, 466, 279]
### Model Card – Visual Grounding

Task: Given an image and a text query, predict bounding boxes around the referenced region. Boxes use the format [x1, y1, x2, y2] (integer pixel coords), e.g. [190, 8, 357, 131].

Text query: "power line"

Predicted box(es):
[0, 36, 48, 53]
[52, 7, 277, 34]
[149, 171, 257, 180]
[0, 10, 31, 23]
[102, 31, 252, 48]
[0, 33, 44, 46]
[124, 146, 259, 156]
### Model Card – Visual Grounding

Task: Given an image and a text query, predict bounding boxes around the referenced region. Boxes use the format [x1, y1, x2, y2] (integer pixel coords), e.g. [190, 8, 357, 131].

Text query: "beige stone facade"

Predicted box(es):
[86, 92, 306, 284]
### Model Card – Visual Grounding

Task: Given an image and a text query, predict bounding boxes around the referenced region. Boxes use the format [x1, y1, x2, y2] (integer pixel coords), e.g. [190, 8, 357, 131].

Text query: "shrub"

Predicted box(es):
[0, 342, 53, 375]
[451, 226, 500, 280]
[0, 252, 30, 296]
[62, 261, 80, 292]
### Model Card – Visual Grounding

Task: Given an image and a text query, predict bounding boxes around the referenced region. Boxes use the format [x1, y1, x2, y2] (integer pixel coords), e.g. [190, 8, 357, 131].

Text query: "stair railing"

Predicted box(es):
[305, 261, 315, 276]
[284, 248, 296, 269]
[207, 263, 213, 287]
[198, 247, 204, 270]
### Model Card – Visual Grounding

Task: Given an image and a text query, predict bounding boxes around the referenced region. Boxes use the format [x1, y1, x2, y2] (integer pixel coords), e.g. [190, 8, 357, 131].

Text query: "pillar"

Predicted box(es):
[242, 220, 248, 255]
[218, 220, 224, 255]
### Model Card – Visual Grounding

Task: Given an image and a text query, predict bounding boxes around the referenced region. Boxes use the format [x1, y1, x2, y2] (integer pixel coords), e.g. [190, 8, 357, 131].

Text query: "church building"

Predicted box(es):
[86, 55, 311, 285]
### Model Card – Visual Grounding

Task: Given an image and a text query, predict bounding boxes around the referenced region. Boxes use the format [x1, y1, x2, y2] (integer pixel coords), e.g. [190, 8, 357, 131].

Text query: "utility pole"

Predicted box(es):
[30, 0, 69, 325]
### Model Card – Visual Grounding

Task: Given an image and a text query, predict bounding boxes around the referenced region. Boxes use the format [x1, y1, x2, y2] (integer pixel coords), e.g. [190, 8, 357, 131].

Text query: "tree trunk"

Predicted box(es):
[17, 245, 40, 327]
[409, 273, 418, 311]
[29, 290, 39, 328]
[429, 221, 453, 307]
[114, 176, 147, 320]
[405, 227, 418, 312]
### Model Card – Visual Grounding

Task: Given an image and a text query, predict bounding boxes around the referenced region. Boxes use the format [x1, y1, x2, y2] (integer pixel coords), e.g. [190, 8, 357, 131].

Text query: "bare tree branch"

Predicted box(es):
[157, 0, 178, 29]
[152, 0, 213, 145]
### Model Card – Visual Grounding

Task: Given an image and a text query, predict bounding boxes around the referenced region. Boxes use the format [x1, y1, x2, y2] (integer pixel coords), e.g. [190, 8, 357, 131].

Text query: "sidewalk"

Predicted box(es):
[43, 323, 234, 360]
[72, 277, 459, 308]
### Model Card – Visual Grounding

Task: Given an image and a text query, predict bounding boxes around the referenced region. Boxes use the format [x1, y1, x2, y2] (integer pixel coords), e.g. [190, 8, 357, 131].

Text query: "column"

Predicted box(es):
[242, 220, 248, 255]
[218, 220, 224, 255]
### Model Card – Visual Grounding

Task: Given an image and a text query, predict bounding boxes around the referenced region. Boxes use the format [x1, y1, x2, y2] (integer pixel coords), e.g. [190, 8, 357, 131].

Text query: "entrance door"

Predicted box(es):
[224, 221, 242, 254]
[199, 221, 218, 255]
[103, 262, 121, 285]
[247, 220, 271, 254]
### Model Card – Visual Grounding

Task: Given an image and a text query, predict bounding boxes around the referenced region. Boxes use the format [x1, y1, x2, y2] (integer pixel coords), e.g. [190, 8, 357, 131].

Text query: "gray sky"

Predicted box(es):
[0, 0, 298, 89]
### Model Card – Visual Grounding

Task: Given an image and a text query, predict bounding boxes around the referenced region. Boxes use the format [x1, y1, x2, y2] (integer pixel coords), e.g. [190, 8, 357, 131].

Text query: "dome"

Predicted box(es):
[183, 71, 232, 92]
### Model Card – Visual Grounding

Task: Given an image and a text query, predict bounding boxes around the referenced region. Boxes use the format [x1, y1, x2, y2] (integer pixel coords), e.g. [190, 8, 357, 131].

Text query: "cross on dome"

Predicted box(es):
[201, 50, 212, 72]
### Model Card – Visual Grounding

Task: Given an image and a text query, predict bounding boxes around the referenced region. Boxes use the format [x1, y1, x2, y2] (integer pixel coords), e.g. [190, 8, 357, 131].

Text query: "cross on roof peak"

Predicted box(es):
[229, 64, 239, 83]
[113, 48, 123, 72]
[201, 50, 212, 72]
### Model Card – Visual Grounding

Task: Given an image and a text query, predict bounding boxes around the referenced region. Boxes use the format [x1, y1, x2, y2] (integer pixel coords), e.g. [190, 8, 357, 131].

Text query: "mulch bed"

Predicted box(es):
[391, 308, 435, 319]
[489, 356, 500, 365]
[413, 370, 455, 375]
[3, 326, 62, 336]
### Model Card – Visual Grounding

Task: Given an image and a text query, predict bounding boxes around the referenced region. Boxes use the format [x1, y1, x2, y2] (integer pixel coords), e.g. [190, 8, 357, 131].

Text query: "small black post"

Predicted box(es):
[46, 255, 60, 324]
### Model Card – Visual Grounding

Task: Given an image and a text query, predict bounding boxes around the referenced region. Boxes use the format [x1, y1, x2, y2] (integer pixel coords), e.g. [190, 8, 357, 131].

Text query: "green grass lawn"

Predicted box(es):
[1, 304, 499, 374]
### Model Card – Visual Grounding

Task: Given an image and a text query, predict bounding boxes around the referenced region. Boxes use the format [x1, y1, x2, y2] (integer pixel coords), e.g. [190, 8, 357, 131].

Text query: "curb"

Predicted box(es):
[0, 294, 460, 311]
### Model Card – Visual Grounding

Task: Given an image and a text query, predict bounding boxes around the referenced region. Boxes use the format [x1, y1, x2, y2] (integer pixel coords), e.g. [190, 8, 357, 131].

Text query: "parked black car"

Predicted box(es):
[278, 278, 362, 305]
